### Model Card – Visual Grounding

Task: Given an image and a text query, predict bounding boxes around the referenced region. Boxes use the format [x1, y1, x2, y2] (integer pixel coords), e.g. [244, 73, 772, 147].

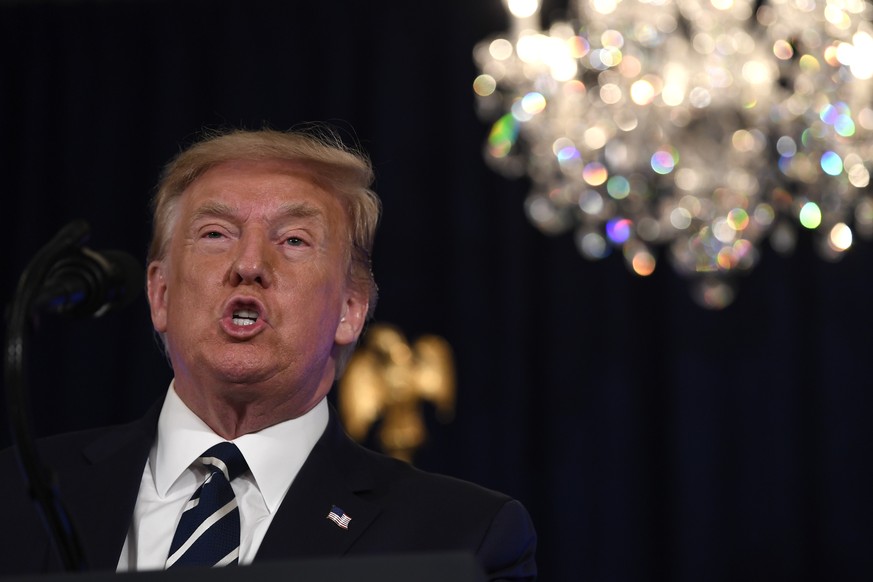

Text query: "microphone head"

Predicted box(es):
[36, 248, 143, 318]
[92, 249, 143, 316]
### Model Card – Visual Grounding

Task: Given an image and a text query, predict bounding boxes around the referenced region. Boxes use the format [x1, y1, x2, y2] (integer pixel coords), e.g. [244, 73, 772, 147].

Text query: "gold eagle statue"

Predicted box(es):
[338, 323, 455, 462]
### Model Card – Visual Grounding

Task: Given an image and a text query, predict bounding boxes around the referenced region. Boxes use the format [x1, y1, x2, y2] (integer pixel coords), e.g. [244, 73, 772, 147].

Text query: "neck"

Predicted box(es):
[172, 377, 331, 440]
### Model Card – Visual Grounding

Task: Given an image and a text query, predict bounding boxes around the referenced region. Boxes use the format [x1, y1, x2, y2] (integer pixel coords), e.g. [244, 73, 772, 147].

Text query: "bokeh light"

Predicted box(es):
[474, 0, 873, 307]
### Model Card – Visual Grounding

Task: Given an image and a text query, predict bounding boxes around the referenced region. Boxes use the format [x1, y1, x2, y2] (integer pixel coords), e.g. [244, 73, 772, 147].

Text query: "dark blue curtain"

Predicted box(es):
[1, 1, 872, 580]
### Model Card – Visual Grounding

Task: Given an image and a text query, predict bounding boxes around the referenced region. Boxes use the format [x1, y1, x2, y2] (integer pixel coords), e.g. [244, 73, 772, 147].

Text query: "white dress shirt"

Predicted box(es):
[116, 381, 328, 571]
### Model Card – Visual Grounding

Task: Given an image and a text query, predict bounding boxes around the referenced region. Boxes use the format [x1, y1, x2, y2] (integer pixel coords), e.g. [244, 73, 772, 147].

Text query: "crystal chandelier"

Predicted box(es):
[473, 0, 873, 307]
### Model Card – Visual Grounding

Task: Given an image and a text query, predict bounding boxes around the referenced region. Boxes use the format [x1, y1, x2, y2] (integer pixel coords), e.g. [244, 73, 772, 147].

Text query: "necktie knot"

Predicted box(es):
[166, 442, 248, 568]
[200, 442, 248, 482]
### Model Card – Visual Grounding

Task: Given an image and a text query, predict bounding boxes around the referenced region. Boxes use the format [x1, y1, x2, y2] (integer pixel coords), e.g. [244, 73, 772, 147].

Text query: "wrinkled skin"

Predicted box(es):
[147, 159, 368, 438]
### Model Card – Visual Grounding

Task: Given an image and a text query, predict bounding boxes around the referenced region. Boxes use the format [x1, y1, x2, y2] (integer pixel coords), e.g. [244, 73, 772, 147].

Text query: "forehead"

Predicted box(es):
[178, 158, 347, 223]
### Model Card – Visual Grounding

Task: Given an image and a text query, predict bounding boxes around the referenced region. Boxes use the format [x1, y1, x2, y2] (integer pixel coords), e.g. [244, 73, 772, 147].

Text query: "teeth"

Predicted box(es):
[232, 308, 259, 326]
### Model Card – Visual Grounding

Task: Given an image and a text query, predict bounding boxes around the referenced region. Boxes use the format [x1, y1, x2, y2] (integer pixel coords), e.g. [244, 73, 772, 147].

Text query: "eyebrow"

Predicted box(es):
[189, 201, 236, 224]
[275, 202, 326, 223]
[189, 200, 326, 225]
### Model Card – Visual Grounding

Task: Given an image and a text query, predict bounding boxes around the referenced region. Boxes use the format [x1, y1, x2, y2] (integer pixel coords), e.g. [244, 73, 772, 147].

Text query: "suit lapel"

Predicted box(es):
[54, 400, 381, 567]
[66, 403, 160, 570]
[255, 407, 381, 560]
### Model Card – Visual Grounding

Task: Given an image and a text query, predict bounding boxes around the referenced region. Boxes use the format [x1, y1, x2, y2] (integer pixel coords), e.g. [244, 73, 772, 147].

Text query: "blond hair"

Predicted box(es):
[148, 127, 381, 371]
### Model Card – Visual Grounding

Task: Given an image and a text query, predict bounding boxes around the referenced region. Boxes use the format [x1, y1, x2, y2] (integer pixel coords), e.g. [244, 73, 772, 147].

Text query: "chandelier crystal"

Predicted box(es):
[474, 0, 873, 307]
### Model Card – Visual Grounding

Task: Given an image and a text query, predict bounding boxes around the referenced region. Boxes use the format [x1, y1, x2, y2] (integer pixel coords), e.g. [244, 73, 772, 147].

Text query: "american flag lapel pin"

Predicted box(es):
[327, 505, 352, 530]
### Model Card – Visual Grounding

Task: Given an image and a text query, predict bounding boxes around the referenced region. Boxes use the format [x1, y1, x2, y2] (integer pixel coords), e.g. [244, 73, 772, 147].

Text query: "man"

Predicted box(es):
[0, 128, 537, 579]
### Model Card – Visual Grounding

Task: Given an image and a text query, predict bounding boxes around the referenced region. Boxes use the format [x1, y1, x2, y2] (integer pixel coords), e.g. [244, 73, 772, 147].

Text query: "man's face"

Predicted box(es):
[147, 158, 368, 418]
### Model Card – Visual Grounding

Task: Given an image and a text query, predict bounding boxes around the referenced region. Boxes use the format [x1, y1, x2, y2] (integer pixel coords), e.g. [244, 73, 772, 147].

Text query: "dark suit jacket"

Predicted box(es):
[0, 402, 537, 580]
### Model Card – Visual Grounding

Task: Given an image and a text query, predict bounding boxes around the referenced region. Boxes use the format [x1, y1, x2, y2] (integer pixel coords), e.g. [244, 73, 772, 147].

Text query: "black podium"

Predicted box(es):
[5, 552, 486, 582]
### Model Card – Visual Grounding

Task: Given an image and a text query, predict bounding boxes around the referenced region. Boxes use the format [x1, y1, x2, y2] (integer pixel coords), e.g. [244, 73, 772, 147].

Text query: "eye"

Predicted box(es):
[285, 236, 305, 247]
[204, 231, 225, 239]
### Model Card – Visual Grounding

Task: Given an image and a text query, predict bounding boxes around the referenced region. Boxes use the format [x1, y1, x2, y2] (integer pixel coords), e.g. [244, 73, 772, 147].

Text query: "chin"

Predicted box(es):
[206, 347, 279, 385]
[216, 363, 277, 386]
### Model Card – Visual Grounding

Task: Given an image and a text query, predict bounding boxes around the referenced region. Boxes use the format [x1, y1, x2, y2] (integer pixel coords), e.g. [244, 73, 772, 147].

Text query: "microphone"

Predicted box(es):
[34, 247, 143, 317]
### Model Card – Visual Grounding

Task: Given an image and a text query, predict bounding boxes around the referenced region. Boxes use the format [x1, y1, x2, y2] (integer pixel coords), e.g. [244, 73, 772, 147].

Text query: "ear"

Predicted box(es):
[147, 260, 169, 333]
[335, 287, 368, 347]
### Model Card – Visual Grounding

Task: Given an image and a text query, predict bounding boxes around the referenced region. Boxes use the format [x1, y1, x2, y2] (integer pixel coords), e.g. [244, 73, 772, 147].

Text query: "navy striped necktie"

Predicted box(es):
[166, 442, 249, 568]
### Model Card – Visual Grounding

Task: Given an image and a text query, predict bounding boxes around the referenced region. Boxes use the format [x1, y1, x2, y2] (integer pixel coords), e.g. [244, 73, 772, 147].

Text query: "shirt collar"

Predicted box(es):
[153, 380, 329, 514]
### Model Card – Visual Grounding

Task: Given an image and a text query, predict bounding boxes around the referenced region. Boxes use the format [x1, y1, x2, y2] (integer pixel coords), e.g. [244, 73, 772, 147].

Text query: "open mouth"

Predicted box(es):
[232, 308, 259, 326]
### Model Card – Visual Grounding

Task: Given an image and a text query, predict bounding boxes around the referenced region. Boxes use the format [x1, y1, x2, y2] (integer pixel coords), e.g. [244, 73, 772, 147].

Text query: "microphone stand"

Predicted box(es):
[4, 219, 93, 572]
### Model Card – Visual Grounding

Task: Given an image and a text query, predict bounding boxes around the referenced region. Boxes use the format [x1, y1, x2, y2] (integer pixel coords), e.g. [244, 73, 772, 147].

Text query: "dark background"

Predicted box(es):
[2, 1, 872, 580]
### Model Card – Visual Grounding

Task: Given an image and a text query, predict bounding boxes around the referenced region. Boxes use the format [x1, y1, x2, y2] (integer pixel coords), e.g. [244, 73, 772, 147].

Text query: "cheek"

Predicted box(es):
[180, 254, 226, 292]
[164, 262, 219, 323]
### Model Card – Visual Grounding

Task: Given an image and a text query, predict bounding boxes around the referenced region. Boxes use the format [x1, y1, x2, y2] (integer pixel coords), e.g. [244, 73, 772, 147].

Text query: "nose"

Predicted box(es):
[229, 230, 274, 288]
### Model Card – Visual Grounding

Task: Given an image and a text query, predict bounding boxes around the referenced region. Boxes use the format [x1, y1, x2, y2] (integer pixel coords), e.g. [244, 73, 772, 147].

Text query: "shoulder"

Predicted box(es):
[333, 433, 537, 580]
[357, 443, 513, 509]
[323, 412, 514, 517]
[0, 408, 158, 511]
[0, 404, 158, 474]
[354, 440, 534, 529]
[0, 410, 158, 575]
